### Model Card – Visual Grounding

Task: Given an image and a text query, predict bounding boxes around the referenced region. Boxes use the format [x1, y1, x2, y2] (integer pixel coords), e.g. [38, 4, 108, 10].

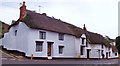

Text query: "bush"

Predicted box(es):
[116, 36, 120, 54]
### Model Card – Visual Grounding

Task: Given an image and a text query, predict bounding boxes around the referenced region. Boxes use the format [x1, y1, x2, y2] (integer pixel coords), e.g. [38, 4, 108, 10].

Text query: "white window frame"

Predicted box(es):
[59, 46, 64, 54]
[58, 33, 64, 41]
[82, 38, 85, 44]
[39, 31, 46, 39]
[36, 41, 43, 52]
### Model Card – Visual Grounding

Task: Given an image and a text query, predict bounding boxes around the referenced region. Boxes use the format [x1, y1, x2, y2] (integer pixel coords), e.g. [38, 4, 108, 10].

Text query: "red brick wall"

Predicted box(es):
[19, 1, 26, 20]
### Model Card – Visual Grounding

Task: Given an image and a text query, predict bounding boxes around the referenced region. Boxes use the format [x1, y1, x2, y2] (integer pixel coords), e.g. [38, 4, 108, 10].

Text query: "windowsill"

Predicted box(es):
[36, 39, 46, 41]
[81, 44, 85, 45]
[35, 51, 43, 53]
[81, 44, 85, 46]
[59, 40, 64, 42]
[86, 47, 91, 49]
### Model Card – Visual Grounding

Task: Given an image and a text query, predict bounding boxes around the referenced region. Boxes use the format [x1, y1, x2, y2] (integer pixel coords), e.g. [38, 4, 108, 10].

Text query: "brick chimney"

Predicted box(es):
[19, 1, 26, 20]
[83, 24, 87, 31]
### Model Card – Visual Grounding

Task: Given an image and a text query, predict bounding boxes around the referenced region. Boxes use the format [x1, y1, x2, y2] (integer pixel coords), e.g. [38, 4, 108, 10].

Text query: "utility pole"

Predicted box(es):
[19, 3, 22, 7]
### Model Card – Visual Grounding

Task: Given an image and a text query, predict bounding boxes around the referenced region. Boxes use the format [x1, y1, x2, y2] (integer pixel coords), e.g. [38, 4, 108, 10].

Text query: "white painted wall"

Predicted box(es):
[27, 27, 76, 58]
[79, 34, 118, 59]
[3, 22, 30, 55]
[3, 22, 76, 58]
[2, 22, 118, 59]
[75, 38, 81, 58]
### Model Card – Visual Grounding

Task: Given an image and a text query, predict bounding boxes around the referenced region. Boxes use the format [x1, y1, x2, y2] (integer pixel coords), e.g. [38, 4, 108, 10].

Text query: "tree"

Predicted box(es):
[116, 36, 120, 54]
[0, 20, 9, 39]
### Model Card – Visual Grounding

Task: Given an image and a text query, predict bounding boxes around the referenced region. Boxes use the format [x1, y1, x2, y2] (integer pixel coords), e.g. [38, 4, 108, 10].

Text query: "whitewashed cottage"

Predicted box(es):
[3, 1, 118, 59]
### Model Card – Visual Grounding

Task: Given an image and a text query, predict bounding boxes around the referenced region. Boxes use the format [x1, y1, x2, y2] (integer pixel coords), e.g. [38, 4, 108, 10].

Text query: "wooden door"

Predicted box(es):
[47, 44, 51, 56]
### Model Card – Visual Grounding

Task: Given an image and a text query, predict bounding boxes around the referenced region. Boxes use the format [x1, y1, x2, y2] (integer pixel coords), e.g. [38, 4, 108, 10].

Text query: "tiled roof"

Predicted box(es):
[10, 10, 110, 46]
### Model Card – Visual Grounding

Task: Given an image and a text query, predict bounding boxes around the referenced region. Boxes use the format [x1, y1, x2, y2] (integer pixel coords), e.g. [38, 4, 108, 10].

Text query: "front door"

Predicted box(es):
[87, 49, 90, 59]
[47, 42, 53, 56]
[106, 52, 108, 59]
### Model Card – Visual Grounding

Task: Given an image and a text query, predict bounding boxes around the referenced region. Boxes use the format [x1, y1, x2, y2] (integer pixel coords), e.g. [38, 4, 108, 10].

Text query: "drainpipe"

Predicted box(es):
[98, 50, 100, 60]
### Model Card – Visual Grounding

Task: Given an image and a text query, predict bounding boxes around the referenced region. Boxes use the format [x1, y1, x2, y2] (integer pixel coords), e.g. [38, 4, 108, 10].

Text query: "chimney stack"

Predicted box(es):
[83, 24, 87, 31]
[19, 1, 26, 20]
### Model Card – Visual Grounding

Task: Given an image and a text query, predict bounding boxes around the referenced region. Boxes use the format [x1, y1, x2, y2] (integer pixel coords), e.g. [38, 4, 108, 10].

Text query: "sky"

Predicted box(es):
[0, 0, 119, 39]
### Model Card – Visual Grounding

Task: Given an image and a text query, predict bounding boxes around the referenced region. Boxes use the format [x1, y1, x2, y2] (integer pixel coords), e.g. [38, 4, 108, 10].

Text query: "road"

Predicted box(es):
[0, 50, 119, 66]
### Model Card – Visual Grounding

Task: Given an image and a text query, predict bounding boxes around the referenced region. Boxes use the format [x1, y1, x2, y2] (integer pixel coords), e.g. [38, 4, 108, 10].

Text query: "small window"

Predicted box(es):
[109, 52, 111, 57]
[115, 53, 117, 56]
[59, 46, 64, 54]
[82, 38, 85, 44]
[81, 46, 84, 55]
[101, 50, 103, 55]
[86, 40, 88, 47]
[58, 33, 64, 40]
[101, 44, 104, 49]
[15, 30, 17, 36]
[39, 31, 46, 39]
[36, 41, 43, 52]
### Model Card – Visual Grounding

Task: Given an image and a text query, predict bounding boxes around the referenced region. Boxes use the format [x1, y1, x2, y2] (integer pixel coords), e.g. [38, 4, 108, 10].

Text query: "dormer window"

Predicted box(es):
[82, 38, 85, 44]
[58, 33, 64, 41]
[115, 53, 117, 56]
[15, 30, 17, 36]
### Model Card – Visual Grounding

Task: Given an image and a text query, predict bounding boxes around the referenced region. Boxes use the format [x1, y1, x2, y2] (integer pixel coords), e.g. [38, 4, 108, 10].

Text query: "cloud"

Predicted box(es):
[0, 0, 119, 38]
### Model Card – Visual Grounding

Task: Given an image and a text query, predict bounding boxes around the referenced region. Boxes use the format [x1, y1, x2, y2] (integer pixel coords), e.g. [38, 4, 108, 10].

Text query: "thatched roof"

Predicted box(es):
[10, 10, 110, 46]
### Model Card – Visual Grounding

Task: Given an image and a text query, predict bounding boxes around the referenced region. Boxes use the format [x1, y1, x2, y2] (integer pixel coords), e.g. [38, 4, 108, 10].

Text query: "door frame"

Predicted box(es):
[106, 52, 108, 59]
[47, 42, 54, 57]
[87, 49, 91, 59]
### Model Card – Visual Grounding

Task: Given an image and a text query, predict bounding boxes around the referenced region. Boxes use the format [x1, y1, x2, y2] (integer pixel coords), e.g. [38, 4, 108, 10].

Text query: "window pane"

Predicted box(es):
[36, 41, 43, 52]
[59, 46, 64, 54]
[82, 38, 85, 44]
[39, 31, 46, 39]
[15, 30, 17, 36]
[115, 53, 117, 56]
[43, 32, 46, 39]
[101, 44, 104, 48]
[59, 33, 64, 40]
[81, 46, 83, 55]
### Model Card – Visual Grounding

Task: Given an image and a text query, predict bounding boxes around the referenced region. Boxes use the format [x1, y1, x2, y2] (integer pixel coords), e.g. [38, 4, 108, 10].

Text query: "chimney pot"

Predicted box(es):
[83, 24, 87, 31]
[23, 1, 25, 3]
